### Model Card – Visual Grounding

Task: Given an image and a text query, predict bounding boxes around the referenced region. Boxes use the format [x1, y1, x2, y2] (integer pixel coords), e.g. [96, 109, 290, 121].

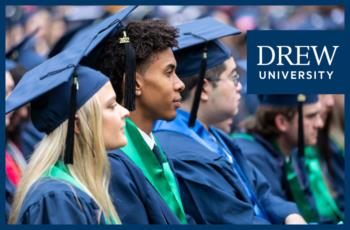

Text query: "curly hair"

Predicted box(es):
[92, 20, 178, 103]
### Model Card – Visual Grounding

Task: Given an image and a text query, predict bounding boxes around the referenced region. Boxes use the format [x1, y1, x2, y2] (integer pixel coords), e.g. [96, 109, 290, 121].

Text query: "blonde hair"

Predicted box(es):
[9, 94, 120, 224]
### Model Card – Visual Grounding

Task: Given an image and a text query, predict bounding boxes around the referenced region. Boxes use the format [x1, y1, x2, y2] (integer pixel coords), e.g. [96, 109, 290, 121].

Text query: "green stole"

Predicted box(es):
[120, 118, 187, 224]
[304, 147, 343, 221]
[43, 161, 118, 224]
[284, 156, 319, 222]
[271, 141, 319, 222]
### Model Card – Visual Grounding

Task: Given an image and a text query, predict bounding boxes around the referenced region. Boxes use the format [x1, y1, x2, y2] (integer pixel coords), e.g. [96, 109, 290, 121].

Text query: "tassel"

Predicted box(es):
[64, 73, 79, 164]
[296, 94, 308, 189]
[188, 44, 207, 127]
[119, 30, 136, 111]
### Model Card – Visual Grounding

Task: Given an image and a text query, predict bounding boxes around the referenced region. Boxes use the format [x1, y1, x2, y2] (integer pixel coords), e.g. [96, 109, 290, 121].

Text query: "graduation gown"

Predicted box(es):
[108, 118, 192, 224]
[233, 133, 323, 222]
[108, 151, 184, 224]
[154, 110, 299, 224]
[233, 133, 289, 199]
[15, 178, 108, 224]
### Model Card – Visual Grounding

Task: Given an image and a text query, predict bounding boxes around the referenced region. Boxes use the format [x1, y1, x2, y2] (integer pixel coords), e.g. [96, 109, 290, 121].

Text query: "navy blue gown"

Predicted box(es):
[154, 127, 299, 224]
[15, 178, 108, 224]
[108, 150, 192, 224]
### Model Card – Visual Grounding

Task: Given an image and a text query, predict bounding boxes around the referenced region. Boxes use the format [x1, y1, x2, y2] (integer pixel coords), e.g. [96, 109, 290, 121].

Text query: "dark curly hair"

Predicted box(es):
[91, 20, 178, 103]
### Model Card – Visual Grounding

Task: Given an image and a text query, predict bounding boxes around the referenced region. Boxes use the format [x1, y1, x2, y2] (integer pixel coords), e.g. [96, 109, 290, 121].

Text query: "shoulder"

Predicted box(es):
[154, 130, 222, 162]
[18, 178, 101, 224]
[233, 133, 270, 157]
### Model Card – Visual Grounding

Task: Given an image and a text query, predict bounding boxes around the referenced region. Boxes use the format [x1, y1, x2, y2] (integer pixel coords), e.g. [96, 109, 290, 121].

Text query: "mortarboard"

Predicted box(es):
[6, 28, 45, 70]
[174, 17, 240, 127]
[6, 6, 137, 164]
[63, 5, 137, 111]
[259, 94, 318, 107]
[6, 65, 109, 163]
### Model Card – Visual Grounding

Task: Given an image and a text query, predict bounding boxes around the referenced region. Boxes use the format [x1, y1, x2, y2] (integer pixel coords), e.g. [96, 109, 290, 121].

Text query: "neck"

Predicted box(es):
[180, 101, 209, 130]
[275, 136, 294, 157]
[129, 109, 153, 135]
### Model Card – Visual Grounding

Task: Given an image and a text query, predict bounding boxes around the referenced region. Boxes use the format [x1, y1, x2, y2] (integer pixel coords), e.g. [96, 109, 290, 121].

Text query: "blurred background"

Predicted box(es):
[5, 5, 345, 135]
[6, 5, 345, 58]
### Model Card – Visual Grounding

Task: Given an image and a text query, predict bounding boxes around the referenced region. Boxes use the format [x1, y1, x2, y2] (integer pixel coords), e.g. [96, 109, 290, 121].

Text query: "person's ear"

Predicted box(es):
[201, 79, 210, 102]
[135, 72, 143, 96]
[275, 114, 289, 133]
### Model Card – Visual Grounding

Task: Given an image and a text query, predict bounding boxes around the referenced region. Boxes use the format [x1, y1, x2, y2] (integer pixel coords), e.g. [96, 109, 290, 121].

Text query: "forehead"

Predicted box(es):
[147, 48, 176, 69]
[303, 101, 321, 113]
[222, 57, 236, 73]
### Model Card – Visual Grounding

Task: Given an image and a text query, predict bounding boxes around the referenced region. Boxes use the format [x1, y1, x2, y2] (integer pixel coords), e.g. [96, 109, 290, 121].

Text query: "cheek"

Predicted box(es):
[102, 112, 119, 134]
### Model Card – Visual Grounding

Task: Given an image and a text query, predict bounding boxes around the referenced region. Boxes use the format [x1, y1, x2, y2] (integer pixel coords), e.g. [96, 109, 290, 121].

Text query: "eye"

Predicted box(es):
[108, 101, 118, 110]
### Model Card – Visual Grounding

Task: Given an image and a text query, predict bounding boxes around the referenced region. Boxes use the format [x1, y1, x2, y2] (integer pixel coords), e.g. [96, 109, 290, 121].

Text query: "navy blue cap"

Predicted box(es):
[6, 64, 109, 165]
[173, 17, 240, 127]
[174, 17, 240, 78]
[64, 5, 136, 54]
[259, 94, 319, 107]
[6, 65, 108, 134]
[5, 6, 136, 164]
[6, 29, 45, 70]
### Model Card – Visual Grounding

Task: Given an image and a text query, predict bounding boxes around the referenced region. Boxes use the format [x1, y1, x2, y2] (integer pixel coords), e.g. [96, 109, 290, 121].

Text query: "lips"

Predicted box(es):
[173, 97, 182, 108]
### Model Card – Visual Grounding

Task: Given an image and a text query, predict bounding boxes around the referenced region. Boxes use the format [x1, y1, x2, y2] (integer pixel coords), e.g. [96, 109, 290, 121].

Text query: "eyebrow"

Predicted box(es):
[106, 96, 117, 105]
[305, 110, 320, 117]
[165, 64, 176, 71]
[229, 68, 238, 76]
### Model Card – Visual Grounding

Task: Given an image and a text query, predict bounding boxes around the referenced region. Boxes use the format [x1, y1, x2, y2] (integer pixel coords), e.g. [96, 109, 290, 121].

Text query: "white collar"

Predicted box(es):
[137, 127, 156, 149]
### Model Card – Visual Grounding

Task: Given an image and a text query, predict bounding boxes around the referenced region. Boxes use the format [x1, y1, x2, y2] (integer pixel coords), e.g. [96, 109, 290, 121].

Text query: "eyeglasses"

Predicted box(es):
[208, 73, 240, 87]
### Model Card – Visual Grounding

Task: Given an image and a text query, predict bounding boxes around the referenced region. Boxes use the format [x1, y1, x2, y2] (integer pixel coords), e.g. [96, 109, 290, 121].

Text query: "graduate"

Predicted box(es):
[233, 94, 343, 223]
[306, 95, 344, 217]
[154, 17, 305, 224]
[91, 19, 191, 224]
[6, 63, 129, 224]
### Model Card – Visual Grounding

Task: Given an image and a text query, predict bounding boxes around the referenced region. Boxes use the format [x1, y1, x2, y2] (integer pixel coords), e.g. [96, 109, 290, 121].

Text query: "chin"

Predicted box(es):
[161, 111, 177, 121]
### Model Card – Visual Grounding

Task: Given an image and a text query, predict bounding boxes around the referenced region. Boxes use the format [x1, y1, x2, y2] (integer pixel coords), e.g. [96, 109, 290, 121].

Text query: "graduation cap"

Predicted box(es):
[65, 5, 137, 111]
[174, 17, 240, 127]
[259, 94, 319, 192]
[6, 65, 109, 164]
[6, 6, 137, 164]
[6, 28, 46, 70]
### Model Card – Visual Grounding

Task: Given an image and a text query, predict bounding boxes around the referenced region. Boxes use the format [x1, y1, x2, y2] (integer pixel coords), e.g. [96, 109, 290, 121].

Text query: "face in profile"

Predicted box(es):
[319, 94, 335, 123]
[285, 102, 323, 147]
[136, 48, 185, 121]
[208, 58, 242, 122]
[96, 82, 129, 150]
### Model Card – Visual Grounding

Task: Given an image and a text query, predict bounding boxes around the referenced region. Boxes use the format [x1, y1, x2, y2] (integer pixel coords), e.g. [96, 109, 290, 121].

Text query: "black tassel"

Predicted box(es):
[64, 73, 78, 164]
[188, 45, 207, 127]
[297, 94, 306, 158]
[119, 30, 136, 111]
[296, 94, 308, 188]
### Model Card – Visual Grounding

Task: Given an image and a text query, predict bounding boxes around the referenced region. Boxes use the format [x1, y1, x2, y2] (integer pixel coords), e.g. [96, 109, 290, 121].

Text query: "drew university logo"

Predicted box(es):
[256, 45, 339, 80]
